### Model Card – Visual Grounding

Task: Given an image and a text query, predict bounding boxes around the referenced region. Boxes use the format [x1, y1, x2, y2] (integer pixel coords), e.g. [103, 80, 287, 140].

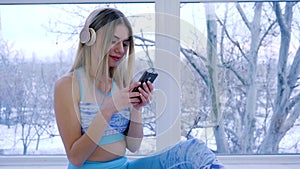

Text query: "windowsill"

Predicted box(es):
[216, 154, 300, 165]
[0, 154, 300, 167]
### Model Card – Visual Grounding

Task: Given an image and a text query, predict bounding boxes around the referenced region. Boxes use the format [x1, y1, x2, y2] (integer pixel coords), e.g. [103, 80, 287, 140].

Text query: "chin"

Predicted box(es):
[109, 63, 119, 68]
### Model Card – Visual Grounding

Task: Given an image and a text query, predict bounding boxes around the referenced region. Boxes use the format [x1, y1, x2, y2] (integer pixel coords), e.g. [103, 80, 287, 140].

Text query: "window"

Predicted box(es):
[0, 2, 156, 155]
[0, 0, 299, 157]
[179, 1, 300, 154]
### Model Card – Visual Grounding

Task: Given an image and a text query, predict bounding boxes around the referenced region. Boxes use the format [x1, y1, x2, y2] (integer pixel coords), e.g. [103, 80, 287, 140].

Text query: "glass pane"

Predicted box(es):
[180, 2, 300, 155]
[0, 3, 155, 155]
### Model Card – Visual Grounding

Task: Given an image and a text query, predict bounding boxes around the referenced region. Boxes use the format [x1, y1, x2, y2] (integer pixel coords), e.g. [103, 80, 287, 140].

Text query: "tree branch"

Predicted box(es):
[217, 18, 249, 63]
[219, 4, 228, 67]
[273, 2, 289, 36]
[282, 102, 300, 133]
[224, 126, 240, 141]
[284, 2, 296, 32]
[288, 89, 300, 111]
[287, 47, 300, 89]
[217, 17, 247, 86]
[133, 35, 155, 44]
[138, 29, 154, 70]
[236, 3, 252, 31]
[134, 34, 210, 86]
[180, 48, 209, 86]
[257, 20, 277, 51]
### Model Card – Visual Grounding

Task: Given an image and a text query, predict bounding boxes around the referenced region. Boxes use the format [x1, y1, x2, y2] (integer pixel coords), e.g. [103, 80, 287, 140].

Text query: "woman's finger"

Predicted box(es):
[146, 81, 154, 92]
[142, 82, 150, 93]
[128, 82, 141, 91]
[139, 93, 147, 104]
[138, 87, 149, 98]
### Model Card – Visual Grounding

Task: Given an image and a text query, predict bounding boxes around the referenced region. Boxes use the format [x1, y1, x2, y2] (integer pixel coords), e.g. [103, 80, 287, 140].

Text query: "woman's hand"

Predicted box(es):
[130, 81, 154, 110]
[105, 82, 153, 113]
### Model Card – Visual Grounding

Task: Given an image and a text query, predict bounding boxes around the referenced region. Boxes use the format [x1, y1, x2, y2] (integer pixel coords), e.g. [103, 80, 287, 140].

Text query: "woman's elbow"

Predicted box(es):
[68, 154, 85, 167]
[70, 161, 84, 168]
[126, 138, 142, 153]
[127, 145, 141, 153]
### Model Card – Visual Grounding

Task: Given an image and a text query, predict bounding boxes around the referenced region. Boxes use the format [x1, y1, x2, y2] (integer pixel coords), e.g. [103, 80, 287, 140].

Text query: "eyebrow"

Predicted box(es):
[113, 35, 130, 41]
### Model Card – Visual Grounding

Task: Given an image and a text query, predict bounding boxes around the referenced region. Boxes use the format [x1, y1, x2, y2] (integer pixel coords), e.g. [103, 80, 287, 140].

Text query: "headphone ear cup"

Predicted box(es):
[79, 27, 90, 44]
[86, 28, 96, 46]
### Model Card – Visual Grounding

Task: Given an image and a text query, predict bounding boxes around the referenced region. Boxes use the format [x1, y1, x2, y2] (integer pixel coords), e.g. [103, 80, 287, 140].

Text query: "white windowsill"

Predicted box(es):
[0, 155, 300, 167]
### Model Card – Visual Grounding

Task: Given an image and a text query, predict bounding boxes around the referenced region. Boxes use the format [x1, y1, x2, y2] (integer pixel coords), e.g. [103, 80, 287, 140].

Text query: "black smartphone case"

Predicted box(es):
[132, 70, 158, 92]
[131, 70, 158, 102]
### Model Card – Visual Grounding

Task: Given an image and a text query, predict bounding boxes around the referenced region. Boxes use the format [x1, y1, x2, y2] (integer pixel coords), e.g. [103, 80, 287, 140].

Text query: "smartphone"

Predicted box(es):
[131, 70, 158, 102]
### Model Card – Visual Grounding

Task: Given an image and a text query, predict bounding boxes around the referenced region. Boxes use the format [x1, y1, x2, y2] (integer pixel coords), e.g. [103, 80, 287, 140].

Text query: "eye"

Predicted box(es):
[123, 40, 130, 47]
[111, 37, 119, 45]
[112, 40, 117, 44]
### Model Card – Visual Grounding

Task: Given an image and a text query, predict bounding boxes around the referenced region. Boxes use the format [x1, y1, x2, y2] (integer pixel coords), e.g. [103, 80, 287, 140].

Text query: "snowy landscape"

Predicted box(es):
[0, 118, 299, 155]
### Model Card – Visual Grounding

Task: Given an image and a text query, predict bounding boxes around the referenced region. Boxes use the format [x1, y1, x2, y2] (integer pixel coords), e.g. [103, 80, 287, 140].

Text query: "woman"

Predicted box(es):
[54, 7, 224, 169]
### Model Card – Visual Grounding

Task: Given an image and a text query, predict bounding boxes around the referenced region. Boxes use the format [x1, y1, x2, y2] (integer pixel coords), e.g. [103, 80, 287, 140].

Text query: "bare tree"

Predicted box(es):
[216, 2, 300, 154]
[0, 39, 15, 128]
[259, 2, 300, 153]
[205, 3, 229, 153]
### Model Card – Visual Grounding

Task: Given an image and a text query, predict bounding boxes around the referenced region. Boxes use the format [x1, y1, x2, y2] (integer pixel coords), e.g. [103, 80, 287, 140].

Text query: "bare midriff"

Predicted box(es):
[87, 140, 126, 162]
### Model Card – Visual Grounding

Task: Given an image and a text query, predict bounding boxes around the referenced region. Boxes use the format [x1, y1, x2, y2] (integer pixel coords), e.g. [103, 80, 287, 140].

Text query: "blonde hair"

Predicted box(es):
[70, 8, 135, 89]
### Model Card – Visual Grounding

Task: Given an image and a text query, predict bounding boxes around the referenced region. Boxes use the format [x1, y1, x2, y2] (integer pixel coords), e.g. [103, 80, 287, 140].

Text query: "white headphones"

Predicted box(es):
[79, 9, 103, 46]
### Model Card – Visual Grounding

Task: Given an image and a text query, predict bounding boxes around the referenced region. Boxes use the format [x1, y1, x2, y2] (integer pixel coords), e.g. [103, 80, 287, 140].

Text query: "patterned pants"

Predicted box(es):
[68, 138, 225, 169]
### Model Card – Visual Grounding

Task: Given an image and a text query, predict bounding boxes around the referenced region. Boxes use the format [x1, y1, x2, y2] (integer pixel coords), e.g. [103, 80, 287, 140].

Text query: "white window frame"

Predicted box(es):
[0, 0, 300, 169]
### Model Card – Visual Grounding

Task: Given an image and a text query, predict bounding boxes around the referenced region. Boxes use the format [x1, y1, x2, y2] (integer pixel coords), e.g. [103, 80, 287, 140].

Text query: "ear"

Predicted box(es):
[86, 28, 96, 46]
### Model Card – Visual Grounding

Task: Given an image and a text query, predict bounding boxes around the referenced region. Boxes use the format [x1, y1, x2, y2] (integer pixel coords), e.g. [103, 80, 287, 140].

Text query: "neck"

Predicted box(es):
[96, 78, 113, 94]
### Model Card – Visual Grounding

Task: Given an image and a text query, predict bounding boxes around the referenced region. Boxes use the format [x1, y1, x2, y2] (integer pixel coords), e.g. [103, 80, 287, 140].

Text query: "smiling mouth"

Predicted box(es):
[110, 56, 121, 61]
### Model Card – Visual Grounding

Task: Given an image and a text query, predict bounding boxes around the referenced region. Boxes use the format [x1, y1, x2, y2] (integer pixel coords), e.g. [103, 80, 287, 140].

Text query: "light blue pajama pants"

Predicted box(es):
[68, 138, 225, 169]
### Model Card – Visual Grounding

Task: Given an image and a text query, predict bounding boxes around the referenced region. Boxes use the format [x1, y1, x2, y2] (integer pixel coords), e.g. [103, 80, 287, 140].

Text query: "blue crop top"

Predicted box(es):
[75, 68, 130, 146]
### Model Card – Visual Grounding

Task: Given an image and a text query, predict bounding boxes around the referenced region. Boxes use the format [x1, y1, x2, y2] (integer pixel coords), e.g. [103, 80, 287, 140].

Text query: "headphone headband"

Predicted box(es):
[79, 8, 105, 45]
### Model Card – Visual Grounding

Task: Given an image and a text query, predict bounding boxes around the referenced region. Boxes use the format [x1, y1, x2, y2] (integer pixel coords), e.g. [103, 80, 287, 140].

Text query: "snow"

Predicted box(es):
[1, 121, 300, 155]
[0, 124, 157, 155]
[0, 124, 65, 155]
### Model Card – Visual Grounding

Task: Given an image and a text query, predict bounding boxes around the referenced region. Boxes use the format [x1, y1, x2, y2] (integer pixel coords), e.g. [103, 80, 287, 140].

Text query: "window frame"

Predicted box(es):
[0, 0, 299, 158]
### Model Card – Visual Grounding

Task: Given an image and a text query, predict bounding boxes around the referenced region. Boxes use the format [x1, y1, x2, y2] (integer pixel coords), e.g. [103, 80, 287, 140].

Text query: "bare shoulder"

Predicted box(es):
[55, 72, 75, 89]
[54, 72, 79, 106]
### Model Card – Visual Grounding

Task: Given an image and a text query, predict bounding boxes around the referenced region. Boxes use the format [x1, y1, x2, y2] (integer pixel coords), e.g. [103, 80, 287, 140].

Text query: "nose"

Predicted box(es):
[115, 41, 125, 54]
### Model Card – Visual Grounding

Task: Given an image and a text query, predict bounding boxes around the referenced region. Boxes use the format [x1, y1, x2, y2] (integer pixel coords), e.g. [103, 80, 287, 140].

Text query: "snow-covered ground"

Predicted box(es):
[0, 124, 156, 155]
[0, 124, 65, 155]
[0, 121, 299, 155]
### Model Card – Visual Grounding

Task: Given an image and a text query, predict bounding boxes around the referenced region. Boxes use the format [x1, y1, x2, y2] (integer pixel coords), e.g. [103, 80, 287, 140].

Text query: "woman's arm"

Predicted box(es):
[125, 81, 154, 152]
[125, 107, 143, 152]
[54, 75, 115, 167]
